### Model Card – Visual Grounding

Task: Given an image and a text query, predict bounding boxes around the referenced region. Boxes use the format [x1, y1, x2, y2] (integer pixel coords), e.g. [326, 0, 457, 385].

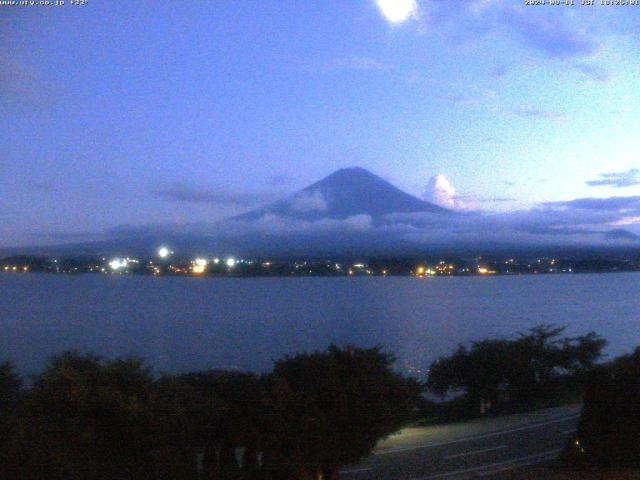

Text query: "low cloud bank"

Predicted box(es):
[99, 194, 640, 251]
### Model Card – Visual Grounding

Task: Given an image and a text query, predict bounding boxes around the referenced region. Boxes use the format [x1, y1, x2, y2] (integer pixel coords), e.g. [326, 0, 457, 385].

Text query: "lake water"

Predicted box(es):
[1, 272, 639, 376]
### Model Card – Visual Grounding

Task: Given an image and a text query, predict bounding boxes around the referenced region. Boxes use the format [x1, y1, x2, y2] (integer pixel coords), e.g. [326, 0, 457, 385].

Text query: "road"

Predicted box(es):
[341, 404, 581, 480]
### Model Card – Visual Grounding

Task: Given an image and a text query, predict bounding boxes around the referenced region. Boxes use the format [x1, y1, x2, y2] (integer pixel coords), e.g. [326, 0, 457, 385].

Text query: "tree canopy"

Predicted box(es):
[0, 346, 420, 480]
[427, 325, 606, 415]
[262, 345, 421, 480]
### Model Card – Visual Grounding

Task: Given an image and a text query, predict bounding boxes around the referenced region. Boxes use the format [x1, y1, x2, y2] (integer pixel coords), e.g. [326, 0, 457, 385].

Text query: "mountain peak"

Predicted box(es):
[237, 167, 450, 221]
[330, 166, 371, 176]
[310, 167, 379, 185]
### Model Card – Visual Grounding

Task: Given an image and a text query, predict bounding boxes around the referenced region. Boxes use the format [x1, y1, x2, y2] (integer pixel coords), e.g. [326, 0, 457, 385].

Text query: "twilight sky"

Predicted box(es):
[2, 0, 640, 248]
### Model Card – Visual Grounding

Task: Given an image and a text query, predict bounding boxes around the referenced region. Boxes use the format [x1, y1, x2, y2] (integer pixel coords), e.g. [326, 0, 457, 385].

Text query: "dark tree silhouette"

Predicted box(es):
[0, 361, 21, 479]
[427, 325, 606, 416]
[262, 345, 422, 480]
[13, 352, 157, 480]
[0, 346, 421, 480]
[576, 347, 640, 466]
[0, 361, 20, 407]
[169, 370, 264, 478]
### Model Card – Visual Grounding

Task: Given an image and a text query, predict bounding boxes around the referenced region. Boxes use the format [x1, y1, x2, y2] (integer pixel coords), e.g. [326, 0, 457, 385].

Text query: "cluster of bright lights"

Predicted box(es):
[478, 266, 497, 275]
[192, 258, 208, 274]
[109, 258, 128, 270]
[226, 257, 236, 268]
[415, 266, 436, 277]
[3, 266, 25, 272]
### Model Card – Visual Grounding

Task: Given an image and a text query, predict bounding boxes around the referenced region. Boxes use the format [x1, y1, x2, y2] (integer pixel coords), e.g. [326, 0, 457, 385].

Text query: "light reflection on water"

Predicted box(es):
[1, 272, 639, 376]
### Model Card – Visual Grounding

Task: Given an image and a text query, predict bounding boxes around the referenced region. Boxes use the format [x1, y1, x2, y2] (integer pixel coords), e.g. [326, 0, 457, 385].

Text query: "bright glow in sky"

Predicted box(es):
[2, 2, 640, 248]
[375, 0, 418, 23]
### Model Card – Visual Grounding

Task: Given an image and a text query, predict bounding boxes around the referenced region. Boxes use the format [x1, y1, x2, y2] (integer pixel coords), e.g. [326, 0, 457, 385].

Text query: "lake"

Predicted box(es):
[1, 272, 639, 376]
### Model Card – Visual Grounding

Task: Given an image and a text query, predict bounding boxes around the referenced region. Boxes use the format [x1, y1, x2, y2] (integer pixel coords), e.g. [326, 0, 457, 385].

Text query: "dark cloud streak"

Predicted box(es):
[543, 196, 640, 211]
[586, 169, 640, 188]
[154, 183, 283, 207]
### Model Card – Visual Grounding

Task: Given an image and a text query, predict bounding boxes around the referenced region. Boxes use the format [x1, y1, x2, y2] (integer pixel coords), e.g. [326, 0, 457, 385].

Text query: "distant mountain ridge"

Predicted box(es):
[237, 167, 450, 221]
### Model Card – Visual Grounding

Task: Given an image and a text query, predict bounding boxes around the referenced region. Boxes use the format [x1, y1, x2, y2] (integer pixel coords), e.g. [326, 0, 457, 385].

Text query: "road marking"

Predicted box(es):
[443, 445, 507, 460]
[561, 429, 576, 434]
[412, 448, 563, 479]
[340, 467, 372, 474]
[375, 414, 579, 455]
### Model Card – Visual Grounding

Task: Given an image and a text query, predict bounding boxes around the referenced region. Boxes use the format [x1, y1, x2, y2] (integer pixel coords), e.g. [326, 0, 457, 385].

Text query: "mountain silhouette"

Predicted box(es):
[237, 167, 450, 221]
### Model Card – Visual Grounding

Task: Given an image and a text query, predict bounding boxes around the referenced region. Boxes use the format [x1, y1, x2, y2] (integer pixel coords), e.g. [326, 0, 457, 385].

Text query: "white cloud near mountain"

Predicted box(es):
[290, 190, 328, 213]
[422, 174, 471, 211]
[224, 213, 373, 236]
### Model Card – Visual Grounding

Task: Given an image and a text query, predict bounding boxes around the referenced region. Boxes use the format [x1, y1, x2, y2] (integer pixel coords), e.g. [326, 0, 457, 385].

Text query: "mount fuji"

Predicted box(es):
[237, 167, 450, 222]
